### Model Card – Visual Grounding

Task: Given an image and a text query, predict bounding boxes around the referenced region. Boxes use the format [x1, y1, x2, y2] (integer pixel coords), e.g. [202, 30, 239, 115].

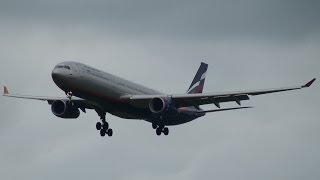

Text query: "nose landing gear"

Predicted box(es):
[66, 91, 73, 102]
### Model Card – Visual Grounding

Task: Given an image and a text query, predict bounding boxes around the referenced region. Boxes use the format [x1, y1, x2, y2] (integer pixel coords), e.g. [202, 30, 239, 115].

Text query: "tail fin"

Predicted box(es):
[186, 62, 208, 94]
[3, 86, 9, 95]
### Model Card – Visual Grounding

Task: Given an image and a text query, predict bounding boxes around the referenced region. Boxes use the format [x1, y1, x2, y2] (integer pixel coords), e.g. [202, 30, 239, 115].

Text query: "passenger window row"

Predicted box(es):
[57, 65, 71, 70]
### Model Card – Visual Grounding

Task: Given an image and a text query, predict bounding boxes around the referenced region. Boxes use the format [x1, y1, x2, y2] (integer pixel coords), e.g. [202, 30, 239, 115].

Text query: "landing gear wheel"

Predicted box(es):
[96, 122, 102, 130]
[107, 129, 113, 137]
[163, 127, 169, 136]
[100, 129, 106, 137]
[95, 109, 114, 138]
[103, 122, 109, 130]
[156, 128, 162, 136]
[152, 123, 157, 129]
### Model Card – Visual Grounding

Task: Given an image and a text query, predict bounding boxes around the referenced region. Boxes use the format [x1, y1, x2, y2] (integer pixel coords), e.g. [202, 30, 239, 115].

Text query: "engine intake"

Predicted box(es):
[149, 97, 169, 114]
[51, 100, 80, 119]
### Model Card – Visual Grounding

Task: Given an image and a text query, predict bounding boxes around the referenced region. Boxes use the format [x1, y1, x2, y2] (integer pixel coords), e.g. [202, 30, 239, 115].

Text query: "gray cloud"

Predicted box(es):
[0, 0, 320, 180]
[1, 0, 320, 40]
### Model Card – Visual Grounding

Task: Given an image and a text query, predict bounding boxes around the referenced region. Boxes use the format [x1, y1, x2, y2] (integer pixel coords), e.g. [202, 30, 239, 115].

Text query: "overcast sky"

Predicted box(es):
[0, 0, 320, 180]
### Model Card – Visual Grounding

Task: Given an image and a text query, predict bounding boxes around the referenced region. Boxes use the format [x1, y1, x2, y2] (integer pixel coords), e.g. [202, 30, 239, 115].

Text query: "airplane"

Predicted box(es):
[2, 62, 316, 137]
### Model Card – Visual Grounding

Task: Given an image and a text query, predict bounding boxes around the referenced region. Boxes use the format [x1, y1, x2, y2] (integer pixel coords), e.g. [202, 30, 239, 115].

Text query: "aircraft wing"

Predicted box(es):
[2, 86, 97, 110]
[122, 78, 316, 108]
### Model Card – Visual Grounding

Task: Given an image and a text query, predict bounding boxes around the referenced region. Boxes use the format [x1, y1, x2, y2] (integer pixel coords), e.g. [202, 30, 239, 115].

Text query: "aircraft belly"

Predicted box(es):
[163, 116, 197, 126]
[144, 111, 199, 126]
[108, 110, 145, 119]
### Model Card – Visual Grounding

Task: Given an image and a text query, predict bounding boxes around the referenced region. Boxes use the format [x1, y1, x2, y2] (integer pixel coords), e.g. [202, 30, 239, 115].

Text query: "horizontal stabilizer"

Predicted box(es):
[199, 106, 252, 113]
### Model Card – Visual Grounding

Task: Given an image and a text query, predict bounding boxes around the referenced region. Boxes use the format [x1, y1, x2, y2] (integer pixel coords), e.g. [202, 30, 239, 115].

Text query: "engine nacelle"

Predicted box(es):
[51, 100, 80, 119]
[149, 97, 170, 114]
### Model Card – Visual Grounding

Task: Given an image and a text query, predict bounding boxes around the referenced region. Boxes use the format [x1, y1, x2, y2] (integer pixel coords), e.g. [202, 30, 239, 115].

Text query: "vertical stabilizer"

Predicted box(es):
[3, 86, 9, 95]
[186, 62, 208, 94]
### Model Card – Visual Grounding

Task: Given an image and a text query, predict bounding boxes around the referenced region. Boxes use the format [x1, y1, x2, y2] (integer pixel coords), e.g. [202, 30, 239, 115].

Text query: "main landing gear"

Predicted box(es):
[96, 111, 113, 137]
[152, 123, 169, 136]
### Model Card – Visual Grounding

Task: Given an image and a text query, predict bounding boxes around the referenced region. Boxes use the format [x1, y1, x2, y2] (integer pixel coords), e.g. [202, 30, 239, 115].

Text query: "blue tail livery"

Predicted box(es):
[187, 62, 208, 94]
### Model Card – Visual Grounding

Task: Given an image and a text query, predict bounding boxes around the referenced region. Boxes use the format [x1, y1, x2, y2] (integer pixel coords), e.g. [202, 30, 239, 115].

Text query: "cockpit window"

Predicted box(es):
[56, 65, 71, 70]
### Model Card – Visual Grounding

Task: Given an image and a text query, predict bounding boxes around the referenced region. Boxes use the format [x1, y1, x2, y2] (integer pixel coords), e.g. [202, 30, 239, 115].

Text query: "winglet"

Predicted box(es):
[302, 78, 316, 88]
[3, 86, 9, 95]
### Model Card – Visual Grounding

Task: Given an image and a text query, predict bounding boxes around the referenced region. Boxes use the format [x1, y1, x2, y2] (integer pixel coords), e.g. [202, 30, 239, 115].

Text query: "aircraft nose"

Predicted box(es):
[52, 68, 63, 82]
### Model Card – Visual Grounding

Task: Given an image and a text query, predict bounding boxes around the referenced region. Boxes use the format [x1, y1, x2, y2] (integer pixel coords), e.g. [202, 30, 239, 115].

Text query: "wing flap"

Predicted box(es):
[198, 106, 252, 113]
[172, 94, 250, 107]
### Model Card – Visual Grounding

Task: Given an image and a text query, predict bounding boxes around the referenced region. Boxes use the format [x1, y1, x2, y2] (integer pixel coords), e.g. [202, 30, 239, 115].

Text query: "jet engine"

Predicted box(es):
[149, 97, 179, 120]
[51, 100, 80, 119]
[149, 97, 169, 114]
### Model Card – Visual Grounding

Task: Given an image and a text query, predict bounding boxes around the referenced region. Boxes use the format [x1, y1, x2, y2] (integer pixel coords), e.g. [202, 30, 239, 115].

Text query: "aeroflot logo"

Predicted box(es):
[187, 71, 206, 93]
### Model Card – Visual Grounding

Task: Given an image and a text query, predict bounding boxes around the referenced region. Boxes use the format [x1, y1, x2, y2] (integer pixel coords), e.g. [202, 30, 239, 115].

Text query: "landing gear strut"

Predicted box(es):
[66, 91, 73, 102]
[96, 110, 113, 137]
[153, 124, 169, 136]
